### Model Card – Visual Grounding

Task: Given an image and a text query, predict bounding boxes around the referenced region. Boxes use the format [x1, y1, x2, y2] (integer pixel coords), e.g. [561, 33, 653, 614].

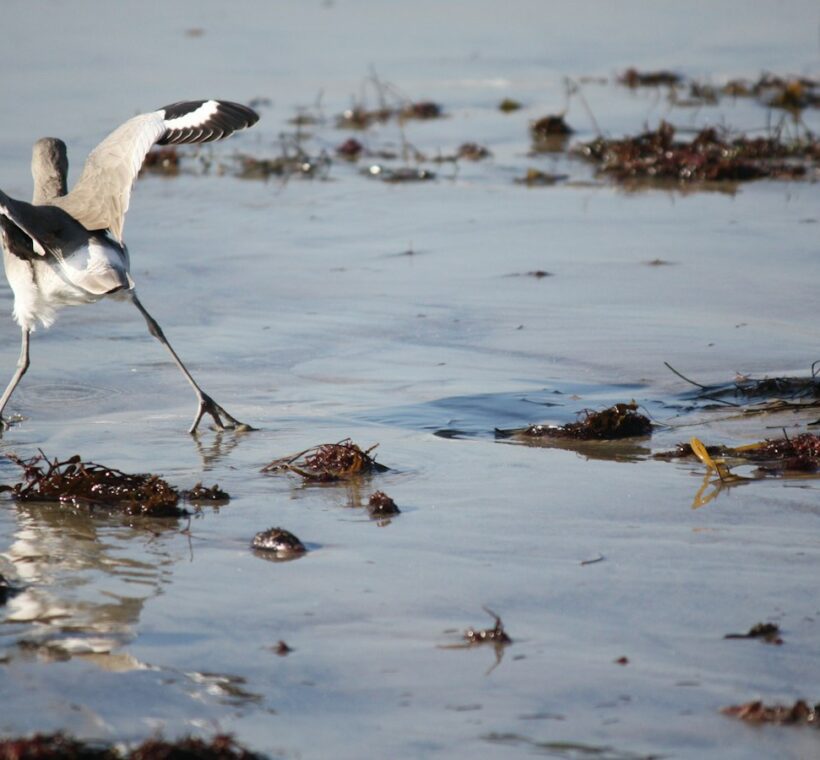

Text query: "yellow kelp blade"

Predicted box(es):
[690, 436, 739, 481]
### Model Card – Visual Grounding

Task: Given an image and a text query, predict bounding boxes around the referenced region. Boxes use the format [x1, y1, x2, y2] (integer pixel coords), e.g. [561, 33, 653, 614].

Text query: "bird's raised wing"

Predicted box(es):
[52, 100, 259, 242]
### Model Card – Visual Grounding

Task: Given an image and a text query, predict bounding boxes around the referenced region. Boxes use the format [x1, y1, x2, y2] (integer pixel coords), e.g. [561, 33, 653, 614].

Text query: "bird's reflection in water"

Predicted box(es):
[0, 500, 179, 671]
[192, 427, 247, 470]
[0, 494, 266, 709]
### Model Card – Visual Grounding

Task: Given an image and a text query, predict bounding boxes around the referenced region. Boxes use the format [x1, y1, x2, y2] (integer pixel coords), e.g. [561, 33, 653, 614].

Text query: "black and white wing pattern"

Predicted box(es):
[52, 100, 259, 241]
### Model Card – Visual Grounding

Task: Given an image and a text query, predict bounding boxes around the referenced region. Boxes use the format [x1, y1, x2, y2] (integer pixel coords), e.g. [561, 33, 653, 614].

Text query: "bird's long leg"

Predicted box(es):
[130, 293, 249, 434]
[0, 328, 30, 428]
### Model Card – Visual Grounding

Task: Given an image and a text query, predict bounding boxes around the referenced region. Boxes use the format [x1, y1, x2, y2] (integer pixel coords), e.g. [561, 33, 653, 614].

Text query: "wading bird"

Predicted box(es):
[0, 100, 259, 433]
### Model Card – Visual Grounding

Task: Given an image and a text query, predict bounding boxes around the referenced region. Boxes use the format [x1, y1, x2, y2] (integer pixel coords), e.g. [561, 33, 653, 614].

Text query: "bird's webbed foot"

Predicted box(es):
[190, 392, 255, 435]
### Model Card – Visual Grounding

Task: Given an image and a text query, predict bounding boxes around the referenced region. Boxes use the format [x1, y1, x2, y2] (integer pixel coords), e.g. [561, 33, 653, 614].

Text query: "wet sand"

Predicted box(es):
[1, 2, 820, 758]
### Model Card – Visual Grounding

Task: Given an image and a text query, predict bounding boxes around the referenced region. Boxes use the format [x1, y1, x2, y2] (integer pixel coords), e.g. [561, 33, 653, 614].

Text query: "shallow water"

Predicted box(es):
[2, 2, 820, 758]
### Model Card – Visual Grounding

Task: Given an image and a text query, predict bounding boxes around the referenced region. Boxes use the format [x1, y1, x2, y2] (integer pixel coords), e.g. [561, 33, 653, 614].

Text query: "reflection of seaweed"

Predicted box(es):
[261, 439, 388, 482]
[3, 453, 186, 517]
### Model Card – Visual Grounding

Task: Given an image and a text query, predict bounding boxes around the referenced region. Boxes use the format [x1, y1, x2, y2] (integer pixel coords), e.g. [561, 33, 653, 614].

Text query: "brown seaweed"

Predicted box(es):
[514, 169, 568, 186]
[367, 490, 400, 516]
[498, 98, 523, 113]
[251, 527, 306, 558]
[501, 402, 652, 441]
[658, 433, 820, 474]
[2, 453, 187, 517]
[183, 483, 230, 503]
[141, 146, 180, 175]
[0, 733, 264, 760]
[619, 68, 682, 88]
[336, 137, 364, 159]
[530, 115, 573, 153]
[574, 122, 817, 184]
[724, 622, 783, 645]
[261, 439, 388, 482]
[463, 608, 513, 646]
[721, 700, 820, 726]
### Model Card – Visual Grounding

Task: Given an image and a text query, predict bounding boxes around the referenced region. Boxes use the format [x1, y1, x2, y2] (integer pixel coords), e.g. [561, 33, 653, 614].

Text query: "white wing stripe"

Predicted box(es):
[163, 100, 220, 131]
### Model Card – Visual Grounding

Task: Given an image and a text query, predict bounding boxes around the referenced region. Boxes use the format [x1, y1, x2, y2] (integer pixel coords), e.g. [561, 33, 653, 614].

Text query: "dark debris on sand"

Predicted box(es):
[499, 402, 652, 441]
[261, 439, 389, 482]
[1, 453, 187, 517]
[0, 733, 266, 760]
[574, 121, 818, 184]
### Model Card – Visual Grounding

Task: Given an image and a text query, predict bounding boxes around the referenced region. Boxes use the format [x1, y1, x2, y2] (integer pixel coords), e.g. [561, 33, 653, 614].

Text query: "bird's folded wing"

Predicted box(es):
[0, 189, 51, 256]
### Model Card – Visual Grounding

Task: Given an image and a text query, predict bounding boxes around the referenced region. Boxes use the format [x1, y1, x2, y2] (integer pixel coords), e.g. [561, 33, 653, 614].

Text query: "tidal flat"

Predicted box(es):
[1, 2, 819, 758]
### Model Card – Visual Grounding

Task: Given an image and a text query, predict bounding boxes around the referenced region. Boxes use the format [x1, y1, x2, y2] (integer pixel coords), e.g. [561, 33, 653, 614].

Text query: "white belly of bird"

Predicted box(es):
[7, 238, 133, 330]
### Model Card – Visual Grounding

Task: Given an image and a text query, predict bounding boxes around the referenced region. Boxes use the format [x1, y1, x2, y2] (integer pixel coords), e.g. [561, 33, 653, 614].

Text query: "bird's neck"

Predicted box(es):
[32, 173, 68, 206]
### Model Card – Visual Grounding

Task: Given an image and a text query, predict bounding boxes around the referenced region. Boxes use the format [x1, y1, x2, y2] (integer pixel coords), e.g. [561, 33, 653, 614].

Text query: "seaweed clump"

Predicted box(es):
[657, 433, 820, 474]
[0, 733, 264, 760]
[499, 98, 523, 113]
[183, 483, 230, 502]
[463, 608, 512, 646]
[575, 121, 817, 184]
[504, 402, 652, 441]
[2, 453, 186, 517]
[746, 433, 820, 472]
[515, 168, 568, 186]
[0, 733, 116, 760]
[721, 700, 820, 726]
[530, 114, 573, 152]
[367, 490, 400, 517]
[336, 101, 443, 130]
[724, 622, 783, 645]
[261, 439, 389, 482]
[251, 527, 306, 559]
[619, 68, 682, 88]
[723, 73, 820, 111]
[129, 735, 265, 760]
